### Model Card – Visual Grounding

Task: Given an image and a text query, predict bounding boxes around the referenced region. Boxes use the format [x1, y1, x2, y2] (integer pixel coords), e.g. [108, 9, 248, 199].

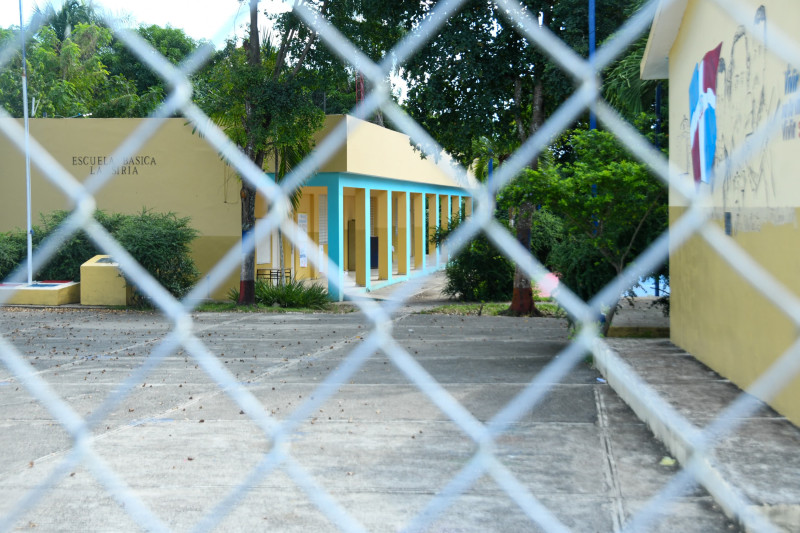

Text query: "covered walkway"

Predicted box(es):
[255, 115, 475, 300]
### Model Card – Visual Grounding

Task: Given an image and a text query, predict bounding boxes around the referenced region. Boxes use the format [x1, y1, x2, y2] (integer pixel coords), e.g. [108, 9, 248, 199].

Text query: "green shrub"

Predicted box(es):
[433, 216, 515, 302]
[0, 229, 27, 280]
[229, 279, 329, 309]
[114, 209, 199, 303]
[547, 234, 616, 301]
[1, 209, 200, 303]
[442, 234, 515, 301]
[36, 210, 127, 281]
[0, 210, 132, 282]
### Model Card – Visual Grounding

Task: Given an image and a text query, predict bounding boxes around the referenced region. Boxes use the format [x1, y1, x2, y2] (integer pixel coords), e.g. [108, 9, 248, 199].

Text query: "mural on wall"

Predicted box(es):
[713, 5, 787, 233]
[689, 43, 722, 185]
[782, 64, 799, 139]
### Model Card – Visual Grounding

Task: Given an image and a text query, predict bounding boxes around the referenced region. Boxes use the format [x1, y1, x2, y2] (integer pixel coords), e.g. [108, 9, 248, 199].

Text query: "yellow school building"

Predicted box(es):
[642, 0, 800, 424]
[0, 115, 472, 303]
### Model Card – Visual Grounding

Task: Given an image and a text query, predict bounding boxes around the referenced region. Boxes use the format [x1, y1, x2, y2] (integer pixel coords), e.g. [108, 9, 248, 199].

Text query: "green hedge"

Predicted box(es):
[0, 209, 199, 301]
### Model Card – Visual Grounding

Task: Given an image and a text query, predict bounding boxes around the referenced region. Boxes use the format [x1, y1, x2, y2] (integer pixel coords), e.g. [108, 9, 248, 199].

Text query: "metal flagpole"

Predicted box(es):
[19, 0, 33, 284]
[589, 0, 596, 130]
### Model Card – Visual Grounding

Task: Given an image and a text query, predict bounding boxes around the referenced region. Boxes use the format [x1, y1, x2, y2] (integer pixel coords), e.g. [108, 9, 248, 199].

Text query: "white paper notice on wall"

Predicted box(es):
[256, 221, 270, 263]
[319, 244, 325, 274]
[298, 213, 308, 268]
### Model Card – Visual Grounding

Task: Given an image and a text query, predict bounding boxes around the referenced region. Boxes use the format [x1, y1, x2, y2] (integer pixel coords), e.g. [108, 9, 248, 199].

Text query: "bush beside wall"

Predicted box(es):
[0, 209, 199, 301]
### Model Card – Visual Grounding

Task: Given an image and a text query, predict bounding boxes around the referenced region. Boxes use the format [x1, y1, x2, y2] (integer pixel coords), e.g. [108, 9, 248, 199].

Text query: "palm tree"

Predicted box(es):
[34, 0, 97, 43]
[193, 0, 324, 305]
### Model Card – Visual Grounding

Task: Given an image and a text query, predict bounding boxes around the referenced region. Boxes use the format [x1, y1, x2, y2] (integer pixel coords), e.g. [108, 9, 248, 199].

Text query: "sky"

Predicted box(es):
[0, 0, 291, 47]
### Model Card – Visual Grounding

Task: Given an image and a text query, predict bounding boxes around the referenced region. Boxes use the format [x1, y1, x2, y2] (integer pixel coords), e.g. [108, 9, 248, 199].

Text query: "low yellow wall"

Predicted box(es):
[190, 236, 242, 301]
[80, 255, 128, 306]
[1, 283, 80, 306]
[670, 207, 800, 425]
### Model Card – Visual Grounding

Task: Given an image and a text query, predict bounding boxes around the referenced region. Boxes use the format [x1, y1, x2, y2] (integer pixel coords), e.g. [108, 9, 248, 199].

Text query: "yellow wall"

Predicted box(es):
[0, 118, 240, 300]
[668, 0, 800, 423]
[319, 115, 474, 189]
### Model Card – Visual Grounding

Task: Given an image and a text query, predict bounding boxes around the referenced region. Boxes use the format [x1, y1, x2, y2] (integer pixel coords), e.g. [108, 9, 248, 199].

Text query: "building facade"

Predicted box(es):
[642, 0, 800, 424]
[0, 115, 472, 302]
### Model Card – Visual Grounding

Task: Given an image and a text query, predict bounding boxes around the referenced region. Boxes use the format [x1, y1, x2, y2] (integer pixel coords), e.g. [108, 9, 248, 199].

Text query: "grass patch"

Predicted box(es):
[195, 302, 330, 313]
[419, 302, 509, 316]
[420, 301, 566, 318]
[536, 303, 567, 318]
[606, 326, 670, 338]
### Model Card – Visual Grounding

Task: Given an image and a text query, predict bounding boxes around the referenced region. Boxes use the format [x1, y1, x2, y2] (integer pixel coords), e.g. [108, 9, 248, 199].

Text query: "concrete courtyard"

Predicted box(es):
[0, 293, 745, 532]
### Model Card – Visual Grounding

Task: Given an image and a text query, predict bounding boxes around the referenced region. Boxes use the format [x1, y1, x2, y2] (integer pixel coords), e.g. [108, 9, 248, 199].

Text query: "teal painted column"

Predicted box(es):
[327, 182, 344, 301]
[433, 194, 440, 268]
[355, 187, 371, 290]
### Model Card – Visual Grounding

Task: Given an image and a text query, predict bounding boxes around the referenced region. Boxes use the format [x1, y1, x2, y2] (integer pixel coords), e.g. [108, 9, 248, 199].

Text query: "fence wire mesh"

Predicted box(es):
[0, 0, 798, 531]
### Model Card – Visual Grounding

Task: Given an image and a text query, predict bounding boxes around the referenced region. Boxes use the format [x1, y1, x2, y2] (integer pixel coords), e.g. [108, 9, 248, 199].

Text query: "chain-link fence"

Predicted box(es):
[1, 0, 798, 531]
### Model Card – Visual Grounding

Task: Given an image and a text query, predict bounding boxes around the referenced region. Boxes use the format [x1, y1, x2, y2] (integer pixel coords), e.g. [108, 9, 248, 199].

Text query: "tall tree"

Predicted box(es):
[195, 0, 325, 305]
[514, 129, 667, 333]
[401, 0, 635, 313]
[0, 21, 115, 118]
[34, 0, 97, 43]
[102, 24, 198, 96]
[1, 1, 196, 119]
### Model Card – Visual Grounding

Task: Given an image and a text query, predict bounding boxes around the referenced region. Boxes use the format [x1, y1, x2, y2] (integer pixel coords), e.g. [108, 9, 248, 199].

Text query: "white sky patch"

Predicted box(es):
[0, 0, 293, 48]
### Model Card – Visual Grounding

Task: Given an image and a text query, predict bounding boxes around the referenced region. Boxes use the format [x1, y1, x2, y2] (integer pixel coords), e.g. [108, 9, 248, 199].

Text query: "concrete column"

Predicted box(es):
[355, 187, 370, 288]
[412, 192, 424, 270]
[439, 194, 450, 231]
[327, 185, 344, 301]
[439, 194, 451, 262]
[396, 191, 410, 276]
[428, 194, 439, 267]
[376, 190, 391, 281]
[310, 193, 320, 279]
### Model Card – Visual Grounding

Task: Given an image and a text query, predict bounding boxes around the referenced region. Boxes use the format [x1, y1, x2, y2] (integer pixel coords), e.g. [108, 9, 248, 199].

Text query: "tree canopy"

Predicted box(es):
[0, 3, 198, 119]
[500, 129, 667, 328]
[401, 0, 635, 166]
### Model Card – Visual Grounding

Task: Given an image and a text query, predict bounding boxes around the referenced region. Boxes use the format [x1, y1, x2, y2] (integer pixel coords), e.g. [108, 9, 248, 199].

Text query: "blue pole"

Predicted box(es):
[589, 0, 597, 130]
[488, 156, 495, 217]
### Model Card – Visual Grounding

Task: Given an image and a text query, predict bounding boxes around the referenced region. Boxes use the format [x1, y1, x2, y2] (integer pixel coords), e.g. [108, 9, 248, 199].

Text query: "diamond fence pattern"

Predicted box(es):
[0, 0, 798, 531]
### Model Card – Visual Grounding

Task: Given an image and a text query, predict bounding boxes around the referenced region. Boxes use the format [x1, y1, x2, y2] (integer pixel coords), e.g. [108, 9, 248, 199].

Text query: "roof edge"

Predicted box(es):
[641, 0, 689, 80]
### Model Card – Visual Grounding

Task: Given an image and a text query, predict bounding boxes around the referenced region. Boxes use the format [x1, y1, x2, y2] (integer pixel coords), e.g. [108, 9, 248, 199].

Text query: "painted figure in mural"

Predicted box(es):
[716, 5, 778, 232]
[689, 43, 723, 185]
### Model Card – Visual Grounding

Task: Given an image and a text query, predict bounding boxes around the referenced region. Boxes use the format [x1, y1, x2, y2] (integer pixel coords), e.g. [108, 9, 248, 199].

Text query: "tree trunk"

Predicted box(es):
[507, 69, 546, 315]
[509, 201, 542, 316]
[237, 0, 262, 306]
